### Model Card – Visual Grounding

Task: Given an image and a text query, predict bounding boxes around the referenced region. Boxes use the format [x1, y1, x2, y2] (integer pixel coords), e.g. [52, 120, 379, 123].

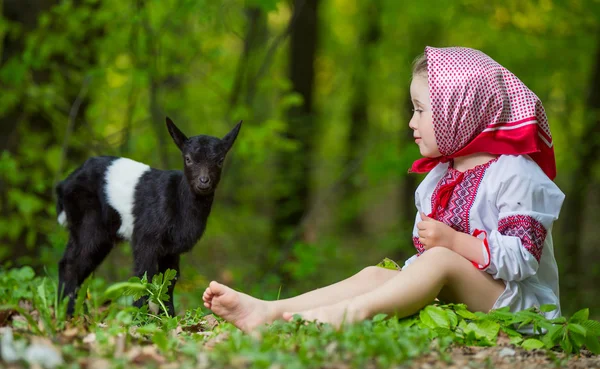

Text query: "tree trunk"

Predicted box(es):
[343, 0, 381, 233]
[272, 0, 319, 277]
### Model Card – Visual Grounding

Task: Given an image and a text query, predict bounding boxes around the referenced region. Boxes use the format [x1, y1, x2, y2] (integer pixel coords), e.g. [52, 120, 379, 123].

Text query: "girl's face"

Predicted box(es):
[409, 74, 441, 158]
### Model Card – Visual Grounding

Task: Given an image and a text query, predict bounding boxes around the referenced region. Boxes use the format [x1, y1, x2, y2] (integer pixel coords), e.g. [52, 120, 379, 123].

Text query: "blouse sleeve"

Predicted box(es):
[475, 166, 565, 282]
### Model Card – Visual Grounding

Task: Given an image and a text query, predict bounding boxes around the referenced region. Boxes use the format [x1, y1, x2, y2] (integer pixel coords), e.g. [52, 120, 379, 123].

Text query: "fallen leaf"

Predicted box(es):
[61, 327, 79, 339]
[83, 333, 96, 344]
[18, 301, 33, 311]
[88, 358, 112, 369]
[203, 315, 219, 330]
[204, 332, 230, 350]
[128, 345, 166, 364]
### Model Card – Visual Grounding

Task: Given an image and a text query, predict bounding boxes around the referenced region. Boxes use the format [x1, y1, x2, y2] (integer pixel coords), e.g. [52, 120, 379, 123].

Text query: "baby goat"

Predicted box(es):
[55, 117, 241, 315]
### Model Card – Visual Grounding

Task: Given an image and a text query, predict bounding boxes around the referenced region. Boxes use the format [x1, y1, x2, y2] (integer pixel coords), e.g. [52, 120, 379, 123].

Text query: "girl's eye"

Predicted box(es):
[412, 108, 422, 114]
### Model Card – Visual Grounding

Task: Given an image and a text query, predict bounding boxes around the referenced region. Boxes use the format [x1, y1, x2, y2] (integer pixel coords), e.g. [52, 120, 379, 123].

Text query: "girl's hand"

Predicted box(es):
[417, 212, 457, 250]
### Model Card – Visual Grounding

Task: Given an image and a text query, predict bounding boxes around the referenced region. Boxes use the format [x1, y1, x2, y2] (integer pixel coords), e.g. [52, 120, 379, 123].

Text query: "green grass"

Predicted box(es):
[0, 265, 599, 369]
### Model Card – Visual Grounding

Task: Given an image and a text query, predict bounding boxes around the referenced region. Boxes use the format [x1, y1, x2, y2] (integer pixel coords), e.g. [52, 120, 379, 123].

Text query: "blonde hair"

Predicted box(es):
[412, 53, 428, 77]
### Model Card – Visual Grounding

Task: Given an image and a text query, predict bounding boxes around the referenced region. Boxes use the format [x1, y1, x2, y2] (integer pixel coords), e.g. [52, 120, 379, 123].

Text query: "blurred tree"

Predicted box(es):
[0, 0, 100, 265]
[342, 0, 381, 233]
[272, 0, 320, 280]
[558, 34, 600, 311]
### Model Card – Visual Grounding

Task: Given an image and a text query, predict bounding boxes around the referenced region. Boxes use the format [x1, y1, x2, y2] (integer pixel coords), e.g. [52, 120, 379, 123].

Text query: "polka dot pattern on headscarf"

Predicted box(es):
[411, 46, 556, 180]
[425, 46, 552, 155]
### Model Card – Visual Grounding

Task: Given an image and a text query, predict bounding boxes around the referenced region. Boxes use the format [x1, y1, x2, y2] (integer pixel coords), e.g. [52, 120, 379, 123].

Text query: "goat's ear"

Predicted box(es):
[166, 117, 188, 151]
[221, 120, 242, 153]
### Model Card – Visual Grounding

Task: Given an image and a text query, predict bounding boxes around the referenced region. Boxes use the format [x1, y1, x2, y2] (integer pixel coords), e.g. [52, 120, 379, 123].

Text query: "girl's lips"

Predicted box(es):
[415, 137, 422, 143]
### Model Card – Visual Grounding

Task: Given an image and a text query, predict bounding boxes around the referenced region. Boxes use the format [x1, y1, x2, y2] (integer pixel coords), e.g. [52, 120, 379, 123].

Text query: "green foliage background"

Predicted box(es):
[1, 0, 599, 318]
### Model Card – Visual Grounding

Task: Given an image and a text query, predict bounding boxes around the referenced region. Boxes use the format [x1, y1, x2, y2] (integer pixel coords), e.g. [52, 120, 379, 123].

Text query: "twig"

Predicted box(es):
[54, 75, 92, 188]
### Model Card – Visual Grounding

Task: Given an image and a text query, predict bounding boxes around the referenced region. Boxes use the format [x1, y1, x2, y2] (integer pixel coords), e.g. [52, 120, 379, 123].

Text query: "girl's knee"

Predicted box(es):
[358, 265, 398, 282]
[420, 246, 457, 260]
[417, 247, 469, 274]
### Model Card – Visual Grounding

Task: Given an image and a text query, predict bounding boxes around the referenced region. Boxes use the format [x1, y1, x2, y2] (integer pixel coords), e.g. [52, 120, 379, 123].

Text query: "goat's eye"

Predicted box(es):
[217, 158, 225, 167]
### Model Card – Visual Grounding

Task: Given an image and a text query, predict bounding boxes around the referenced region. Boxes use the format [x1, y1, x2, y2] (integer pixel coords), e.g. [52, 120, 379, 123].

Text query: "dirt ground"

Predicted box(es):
[409, 341, 600, 369]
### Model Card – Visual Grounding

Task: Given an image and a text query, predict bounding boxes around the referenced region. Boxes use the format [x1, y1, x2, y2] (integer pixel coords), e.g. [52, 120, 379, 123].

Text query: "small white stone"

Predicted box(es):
[499, 347, 516, 357]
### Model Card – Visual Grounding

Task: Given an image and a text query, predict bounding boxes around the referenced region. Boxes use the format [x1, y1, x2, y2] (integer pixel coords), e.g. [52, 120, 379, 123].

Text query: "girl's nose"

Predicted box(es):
[409, 116, 418, 130]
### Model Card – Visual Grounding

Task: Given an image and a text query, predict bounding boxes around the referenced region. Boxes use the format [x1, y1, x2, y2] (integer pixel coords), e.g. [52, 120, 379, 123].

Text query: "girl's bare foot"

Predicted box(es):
[202, 281, 277, 332]
[282, 299, 367, 330]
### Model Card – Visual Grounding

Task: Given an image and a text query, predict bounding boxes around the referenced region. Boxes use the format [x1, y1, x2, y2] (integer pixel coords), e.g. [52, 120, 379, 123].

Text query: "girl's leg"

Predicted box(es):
[284, 247, 505, 328]
[202, 266, 399, 332]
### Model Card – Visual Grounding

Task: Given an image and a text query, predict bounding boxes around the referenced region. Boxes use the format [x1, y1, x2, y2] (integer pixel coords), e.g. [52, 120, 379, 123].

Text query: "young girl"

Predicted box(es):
[202, 46, 565, 332]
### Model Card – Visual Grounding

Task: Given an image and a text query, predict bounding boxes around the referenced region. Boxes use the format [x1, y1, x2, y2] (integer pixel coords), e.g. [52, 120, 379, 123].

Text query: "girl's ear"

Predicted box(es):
[222, 120, 242, 153]
[166, 117, 188, 151]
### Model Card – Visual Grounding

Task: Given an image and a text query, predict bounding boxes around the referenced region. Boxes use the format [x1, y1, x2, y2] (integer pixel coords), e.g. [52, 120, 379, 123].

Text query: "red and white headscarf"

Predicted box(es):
[410, 46, 556, 180]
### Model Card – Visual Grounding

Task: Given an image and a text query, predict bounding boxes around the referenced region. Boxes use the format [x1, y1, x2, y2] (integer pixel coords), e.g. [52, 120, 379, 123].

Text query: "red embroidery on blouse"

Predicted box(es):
[430, 159, 496, 233]
[412, 159, 496, 255]
[498, 215, 547, 262]
[413, 236, 425, 254]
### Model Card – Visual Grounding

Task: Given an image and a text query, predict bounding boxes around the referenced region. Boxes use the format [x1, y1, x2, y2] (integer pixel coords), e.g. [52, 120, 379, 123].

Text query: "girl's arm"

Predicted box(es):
[451, 231, 487, 266]
[472, 164, 565, 281]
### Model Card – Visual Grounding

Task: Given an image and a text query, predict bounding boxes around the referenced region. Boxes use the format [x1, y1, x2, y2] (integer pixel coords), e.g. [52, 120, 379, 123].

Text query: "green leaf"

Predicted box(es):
[582, 320, 600, 336]
[570, 331, 586, 348]
[568, 323, 587, 337]
[152, 330, 169, 352]
[372, 314, 387, 322]
[569, 308, 589, 323]
[75, 276, 92, 317]
[137, 323, 159, 334]
[522, 338, 545, 350]
[510, 335, 524, 345]
[37, 280, 48, 310]
[540, 304, 558, 313]
[585, 336, 600, 355]
[455, 305, 477, 320]
[446, 309, 458, 329]
[104, 281, 148, 301]
[420, 305, 450, 329]
[464, 320, 500, 343]
[542, 325, 562, 349]
[560, 335, 574, 354]
[550, 316, 567, 324]
[376, 257, 401, 271]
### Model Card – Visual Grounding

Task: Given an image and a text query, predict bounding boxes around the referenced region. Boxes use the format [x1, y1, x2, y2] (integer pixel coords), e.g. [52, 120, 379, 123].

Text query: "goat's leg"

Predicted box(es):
[58, 237, 81, 316]
[158, 253, 180, 316]
[131, 237, 159, 311]
[59, 230, 113, 315]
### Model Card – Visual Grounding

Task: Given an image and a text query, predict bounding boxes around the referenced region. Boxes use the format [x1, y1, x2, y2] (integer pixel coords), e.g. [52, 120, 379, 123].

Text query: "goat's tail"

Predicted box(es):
[55, 181, 67, 226]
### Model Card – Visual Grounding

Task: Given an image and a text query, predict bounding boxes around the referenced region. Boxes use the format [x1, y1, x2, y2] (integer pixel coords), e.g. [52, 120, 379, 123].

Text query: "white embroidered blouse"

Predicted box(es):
[403, 154, 566, 318]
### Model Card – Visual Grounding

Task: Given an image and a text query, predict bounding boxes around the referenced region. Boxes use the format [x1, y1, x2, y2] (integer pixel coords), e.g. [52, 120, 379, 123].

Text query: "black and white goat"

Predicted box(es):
[55, 117, 241, 315]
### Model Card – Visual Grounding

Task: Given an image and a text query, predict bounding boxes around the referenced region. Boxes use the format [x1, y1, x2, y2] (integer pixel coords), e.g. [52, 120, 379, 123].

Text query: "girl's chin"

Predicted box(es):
[419, 150, 442, 159]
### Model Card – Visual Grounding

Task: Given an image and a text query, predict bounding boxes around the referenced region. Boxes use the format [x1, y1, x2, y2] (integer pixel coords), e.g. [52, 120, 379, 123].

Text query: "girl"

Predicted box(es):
[202, 46, 565, 332]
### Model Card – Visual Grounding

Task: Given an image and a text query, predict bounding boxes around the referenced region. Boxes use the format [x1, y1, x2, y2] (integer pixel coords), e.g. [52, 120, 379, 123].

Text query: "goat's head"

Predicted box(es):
[166, 117, 242, 196]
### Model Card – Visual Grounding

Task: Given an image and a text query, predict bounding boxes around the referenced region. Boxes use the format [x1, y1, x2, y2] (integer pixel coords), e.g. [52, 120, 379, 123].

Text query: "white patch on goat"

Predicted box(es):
[105, 158, 150, 240]
[57, 211, 67, 226]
